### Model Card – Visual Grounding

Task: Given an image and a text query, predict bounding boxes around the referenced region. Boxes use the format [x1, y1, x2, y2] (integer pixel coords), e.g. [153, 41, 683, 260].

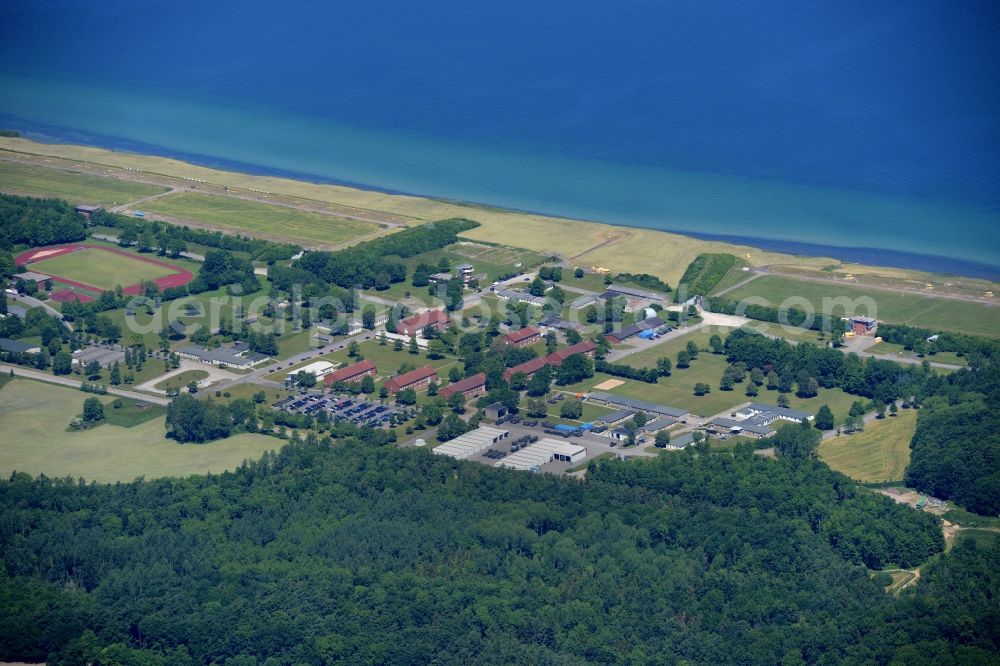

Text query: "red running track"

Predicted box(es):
[14, 244, 194, 295]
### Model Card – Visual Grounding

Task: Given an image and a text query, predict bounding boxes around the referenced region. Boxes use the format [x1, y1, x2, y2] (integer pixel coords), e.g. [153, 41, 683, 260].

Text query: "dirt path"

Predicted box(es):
[109, 187, 177, 212]
[712, 271, 763, 296]
[568, 231, 632, 261]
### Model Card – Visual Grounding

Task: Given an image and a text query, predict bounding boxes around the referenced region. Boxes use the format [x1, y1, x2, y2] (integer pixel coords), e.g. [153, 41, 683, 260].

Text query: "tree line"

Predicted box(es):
[0, 439, 995, 665]
[292, 218, 478, 290]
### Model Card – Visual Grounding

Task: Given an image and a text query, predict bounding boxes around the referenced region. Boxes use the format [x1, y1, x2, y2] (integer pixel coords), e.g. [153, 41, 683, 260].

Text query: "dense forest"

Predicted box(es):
[904, 348, 1000, 515]
[0, 194, 87, 249]
[0, 441, 996, 664]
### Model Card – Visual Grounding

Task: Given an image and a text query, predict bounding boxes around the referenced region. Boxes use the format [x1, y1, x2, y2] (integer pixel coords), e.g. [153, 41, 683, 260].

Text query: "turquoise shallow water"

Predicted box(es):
[0, 0, 997, 275]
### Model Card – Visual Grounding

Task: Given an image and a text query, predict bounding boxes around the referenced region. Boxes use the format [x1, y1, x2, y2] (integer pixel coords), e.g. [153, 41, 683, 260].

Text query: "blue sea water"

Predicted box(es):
[0, 0, 998, 276]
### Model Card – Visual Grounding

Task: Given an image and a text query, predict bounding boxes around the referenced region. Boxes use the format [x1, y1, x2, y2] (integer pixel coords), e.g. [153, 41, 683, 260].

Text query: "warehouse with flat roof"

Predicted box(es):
[495, 438, 587, 471]
[432, 426, 510, 460]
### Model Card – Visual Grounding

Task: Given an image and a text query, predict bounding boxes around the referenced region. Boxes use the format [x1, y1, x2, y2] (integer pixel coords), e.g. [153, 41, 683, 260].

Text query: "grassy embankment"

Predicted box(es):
[723, 275, 998, 338]
[0, 378, 278, 483]
[818, 409, 917, 483]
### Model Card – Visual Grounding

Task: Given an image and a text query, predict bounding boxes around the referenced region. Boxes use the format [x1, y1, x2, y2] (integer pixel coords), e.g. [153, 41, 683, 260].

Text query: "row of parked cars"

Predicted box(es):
[274, 393, 396, 428]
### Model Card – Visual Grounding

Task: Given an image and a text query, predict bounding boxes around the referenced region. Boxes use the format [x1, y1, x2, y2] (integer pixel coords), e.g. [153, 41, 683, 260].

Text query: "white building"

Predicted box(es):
[294, 360, 336, 379]
[495, 438, 587, 471]
[432, 427, 510, 460]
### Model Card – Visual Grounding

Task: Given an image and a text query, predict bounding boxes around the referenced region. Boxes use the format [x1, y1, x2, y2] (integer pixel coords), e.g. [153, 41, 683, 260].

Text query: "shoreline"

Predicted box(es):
[1, 133, 998, 288]
[10, 125, 1000, 280]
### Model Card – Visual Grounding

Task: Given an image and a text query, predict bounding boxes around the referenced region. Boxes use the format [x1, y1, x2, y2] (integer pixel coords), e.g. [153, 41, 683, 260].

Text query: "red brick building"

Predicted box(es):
[545, 339, 597, 364]
[396, 310, 451, 337]
[439, 372, 487, 400]
[384, 365, 438, 394]
[501, 340, 598, 383]
[324, 359, 376, 386]
[850, 316, 878, 336]
[501, 326, 541, 348]
[503, 357, 548, 382]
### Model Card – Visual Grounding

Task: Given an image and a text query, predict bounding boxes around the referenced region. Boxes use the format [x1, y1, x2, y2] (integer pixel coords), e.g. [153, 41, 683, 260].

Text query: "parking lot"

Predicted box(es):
[274, 392, 406, 428]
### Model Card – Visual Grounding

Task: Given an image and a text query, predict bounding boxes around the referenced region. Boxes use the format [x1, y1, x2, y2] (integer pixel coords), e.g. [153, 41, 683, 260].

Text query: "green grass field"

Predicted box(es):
[954, 528, 1000, 549]
[29, 247, 178, 290]
[866, 341, 968, 367]
[723, 275, 999, 338]
[102, 400, 168, 427]
[140, 192, 380, 246]
[154, 369, 209, 391]
[560, 328, 861, 419]
[0, 378, 279, 483]
[818, 409, 916, 483]
[0, 160, 167, 205]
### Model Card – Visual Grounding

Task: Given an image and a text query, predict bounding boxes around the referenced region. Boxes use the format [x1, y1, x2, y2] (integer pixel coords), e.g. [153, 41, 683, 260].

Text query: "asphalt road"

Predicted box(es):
[0, 363, 171, 406]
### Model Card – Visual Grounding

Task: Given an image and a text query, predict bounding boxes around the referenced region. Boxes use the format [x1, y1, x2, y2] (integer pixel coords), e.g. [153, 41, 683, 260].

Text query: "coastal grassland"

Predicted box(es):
[28, 247, 179, 290]
[0, 378, 279, 483]
[818, 409, 917, 483]
[137, 191, 381, 246]
[723, 275, 999, 337]
[0, 159, 167, 205]
[0, 138, 838, 286]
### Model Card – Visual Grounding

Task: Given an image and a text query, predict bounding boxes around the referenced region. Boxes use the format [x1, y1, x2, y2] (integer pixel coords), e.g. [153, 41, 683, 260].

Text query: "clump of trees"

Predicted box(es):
[293, 218, 478, 290]
[674, 252, 734, 299]
[165, 393, 258, 443]
[0, 194, 87, 248]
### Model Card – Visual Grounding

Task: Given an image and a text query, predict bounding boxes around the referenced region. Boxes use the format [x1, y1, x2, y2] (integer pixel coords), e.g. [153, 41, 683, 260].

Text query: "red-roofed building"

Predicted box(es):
[439, 372, 487, 400]
[545, 339, 597, 364]
[501, 326, 541, 348]
[503, 356, 548, 382]
[384, 365, 438, 394]
[324, 359, 376, 386]
[397, 309, 451, 337]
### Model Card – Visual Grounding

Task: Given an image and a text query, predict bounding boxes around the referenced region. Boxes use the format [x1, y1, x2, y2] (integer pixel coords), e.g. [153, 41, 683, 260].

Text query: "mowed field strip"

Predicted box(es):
[0, 379, 280, 483]
[28, 246, 180, 290]
[723, 275, 999, 338]
[0, 159, 167, 205]
[818, 409, 917, 483]
[138, 191, 382, 246]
